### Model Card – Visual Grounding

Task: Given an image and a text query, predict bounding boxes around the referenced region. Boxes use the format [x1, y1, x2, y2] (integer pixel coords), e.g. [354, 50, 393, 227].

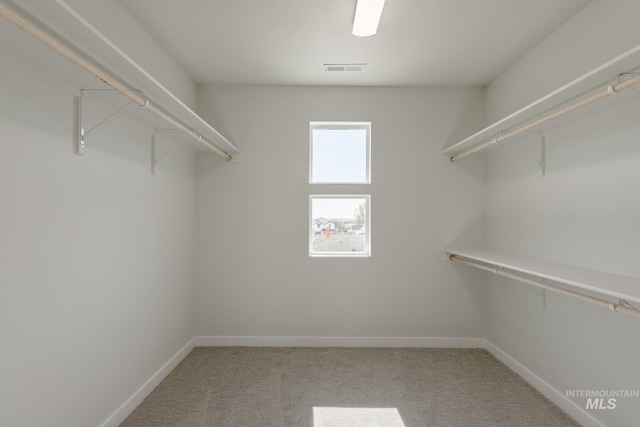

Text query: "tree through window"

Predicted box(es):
[309, 121, 371, 257]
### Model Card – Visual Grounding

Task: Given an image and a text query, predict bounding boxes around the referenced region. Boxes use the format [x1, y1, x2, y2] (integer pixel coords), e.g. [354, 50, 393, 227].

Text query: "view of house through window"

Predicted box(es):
[310, 195, 370, 256]
[309, 122, 371, 257]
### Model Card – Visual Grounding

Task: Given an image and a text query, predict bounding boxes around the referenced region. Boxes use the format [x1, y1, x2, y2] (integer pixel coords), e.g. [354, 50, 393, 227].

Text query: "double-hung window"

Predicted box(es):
[309, 122, 371, 257]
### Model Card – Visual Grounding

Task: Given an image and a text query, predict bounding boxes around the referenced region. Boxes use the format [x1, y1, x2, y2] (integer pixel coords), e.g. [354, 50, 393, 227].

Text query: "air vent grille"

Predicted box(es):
[324, 63, 367, 72]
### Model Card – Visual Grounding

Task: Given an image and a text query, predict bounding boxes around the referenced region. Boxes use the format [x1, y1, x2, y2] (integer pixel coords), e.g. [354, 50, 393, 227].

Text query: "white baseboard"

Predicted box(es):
[99, 337, 196, 427]
[193, 335, 485, 348]
[483, 339, 605, 427]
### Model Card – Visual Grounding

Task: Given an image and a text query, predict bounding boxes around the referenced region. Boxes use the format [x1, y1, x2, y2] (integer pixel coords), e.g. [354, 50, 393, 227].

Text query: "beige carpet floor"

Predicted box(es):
[121, 347, 579, 426]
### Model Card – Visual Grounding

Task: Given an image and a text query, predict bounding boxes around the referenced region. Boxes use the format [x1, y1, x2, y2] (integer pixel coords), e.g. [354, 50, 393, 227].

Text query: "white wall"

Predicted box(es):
[0, 56, 197, 426]
[195, 85, 486, 340]
[486, 0, 640, 123]
[484, 1, 640, 425]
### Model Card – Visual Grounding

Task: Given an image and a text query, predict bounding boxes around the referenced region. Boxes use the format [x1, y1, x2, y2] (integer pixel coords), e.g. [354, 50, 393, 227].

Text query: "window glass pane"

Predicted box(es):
[311, 124, 369, 183]
[310, 196, 370, 256]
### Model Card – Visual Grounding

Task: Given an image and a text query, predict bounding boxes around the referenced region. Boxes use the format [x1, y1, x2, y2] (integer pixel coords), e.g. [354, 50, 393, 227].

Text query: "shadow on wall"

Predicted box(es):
[444, 217, 485, 251]
[442, 216, 487, 315]
[196, 150, 238, 179]
[0, 58, 196, 177]
[0, 66, 76, 151]
[440, 89, 487, 182]
[441, 88, 486, 153]
[485, 88, 640, 181]
[448, 259, 488, 318]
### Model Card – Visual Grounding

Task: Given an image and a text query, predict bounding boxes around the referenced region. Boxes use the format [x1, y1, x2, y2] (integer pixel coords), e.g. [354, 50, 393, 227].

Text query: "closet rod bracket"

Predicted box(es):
[539, 282, 547, 309]
[538, 132, 546, 177]
[619, 73, 640, 97]
[150, 129, 187, 175]
[618, 73, 640, 83]
[524, 278, 547, 309]
[522, 130, 545, 177]
[151, 131, 157, 175]
[74, 89, 141, 155]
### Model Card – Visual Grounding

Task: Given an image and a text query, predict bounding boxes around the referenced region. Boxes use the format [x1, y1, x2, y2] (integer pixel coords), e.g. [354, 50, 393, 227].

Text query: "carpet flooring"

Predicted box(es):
[120, 347, 579, 426]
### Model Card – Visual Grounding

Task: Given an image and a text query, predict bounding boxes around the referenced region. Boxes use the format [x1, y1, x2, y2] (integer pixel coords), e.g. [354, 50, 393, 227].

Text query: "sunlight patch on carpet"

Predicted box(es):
[313, 407, 406, 427]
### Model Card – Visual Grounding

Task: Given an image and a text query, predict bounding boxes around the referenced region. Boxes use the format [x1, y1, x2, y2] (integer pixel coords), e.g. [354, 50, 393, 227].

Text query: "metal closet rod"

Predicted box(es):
[450, 73, 640, 162]
[0, 2, 232, 161]
[449, 254, 640, 319]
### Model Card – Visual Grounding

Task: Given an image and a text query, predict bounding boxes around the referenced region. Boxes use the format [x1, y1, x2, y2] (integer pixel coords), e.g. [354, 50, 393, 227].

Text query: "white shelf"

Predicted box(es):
[443, 44, 640, 156]
[446, 248, 640, 305]
[0, 0, 238, 155]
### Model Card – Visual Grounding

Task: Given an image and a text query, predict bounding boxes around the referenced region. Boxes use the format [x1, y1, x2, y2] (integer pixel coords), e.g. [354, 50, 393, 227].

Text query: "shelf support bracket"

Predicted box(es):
[618, 73, 640, 83]
[620, 298, 638, 310]
[539, 132, 546, 177]
[525, 279, 547, 309]
[75, 89, 138, 154]
[521, 130, 545, 177]
[150, 129, 184, 176]
[74, 92, 84, 155]
[502, 129, 545, 177]
[151, 131, 157, 175]
[619, 73, 640, 97]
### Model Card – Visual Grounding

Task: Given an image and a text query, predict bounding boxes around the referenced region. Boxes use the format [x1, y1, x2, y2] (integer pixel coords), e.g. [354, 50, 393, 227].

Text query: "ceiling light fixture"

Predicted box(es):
[352, 0, 386, 37]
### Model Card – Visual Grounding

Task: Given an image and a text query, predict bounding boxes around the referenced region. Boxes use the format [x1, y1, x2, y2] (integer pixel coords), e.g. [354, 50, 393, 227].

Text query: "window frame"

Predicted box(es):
[309, 194, 371, 257]
[309, 121, 371, 184]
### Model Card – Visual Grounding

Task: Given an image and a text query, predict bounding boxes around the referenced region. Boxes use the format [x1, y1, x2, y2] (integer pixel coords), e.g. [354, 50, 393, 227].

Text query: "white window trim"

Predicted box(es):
[309, 194, 371, 257]
[309, 121, 371, 184]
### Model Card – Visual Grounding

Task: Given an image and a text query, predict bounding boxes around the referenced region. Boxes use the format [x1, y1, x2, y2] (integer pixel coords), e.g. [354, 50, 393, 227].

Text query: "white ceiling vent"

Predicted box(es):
[324, 63, 367, 72]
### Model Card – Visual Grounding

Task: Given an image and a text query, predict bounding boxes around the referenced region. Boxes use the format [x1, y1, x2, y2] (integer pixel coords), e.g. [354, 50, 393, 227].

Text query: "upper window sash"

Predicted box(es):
[309, 122, 371, 184]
